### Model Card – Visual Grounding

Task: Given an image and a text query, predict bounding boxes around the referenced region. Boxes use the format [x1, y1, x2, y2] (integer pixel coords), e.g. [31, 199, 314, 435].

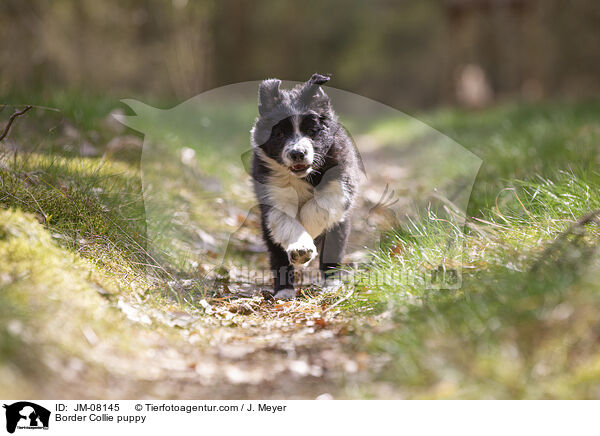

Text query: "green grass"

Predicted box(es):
[0, 209, 133, 396]
[0, 93, 227, 395]
[1, 91, 256, 297]
[426, 102, 600, 214]
[365, 101, 600, 213]
[349, 105, 600, 398]
[0, 151, 156, 286]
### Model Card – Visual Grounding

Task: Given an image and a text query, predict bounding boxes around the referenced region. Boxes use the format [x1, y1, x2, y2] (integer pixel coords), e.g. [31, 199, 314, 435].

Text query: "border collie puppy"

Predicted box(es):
[251, 73, 362, 300]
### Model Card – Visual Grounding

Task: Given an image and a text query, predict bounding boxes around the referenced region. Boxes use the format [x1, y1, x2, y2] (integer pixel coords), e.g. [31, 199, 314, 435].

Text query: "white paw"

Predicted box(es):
[286, 234, 317, 266]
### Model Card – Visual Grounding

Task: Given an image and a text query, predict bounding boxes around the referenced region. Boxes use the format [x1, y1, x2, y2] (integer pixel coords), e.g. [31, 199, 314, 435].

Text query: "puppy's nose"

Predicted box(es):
[289, 150, 305, 161]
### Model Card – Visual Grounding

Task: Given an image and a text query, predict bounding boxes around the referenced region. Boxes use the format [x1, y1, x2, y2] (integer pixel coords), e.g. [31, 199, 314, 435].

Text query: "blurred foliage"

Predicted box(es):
[1, 0, 599, 108]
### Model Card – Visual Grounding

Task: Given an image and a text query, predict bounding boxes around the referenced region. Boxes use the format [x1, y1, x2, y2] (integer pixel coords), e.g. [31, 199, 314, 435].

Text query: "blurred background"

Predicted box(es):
[2, 0, 599, 108]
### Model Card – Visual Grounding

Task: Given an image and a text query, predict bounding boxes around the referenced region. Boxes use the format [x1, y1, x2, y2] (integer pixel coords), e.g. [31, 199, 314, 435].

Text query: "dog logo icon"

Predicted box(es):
[3, 402, 50, 433]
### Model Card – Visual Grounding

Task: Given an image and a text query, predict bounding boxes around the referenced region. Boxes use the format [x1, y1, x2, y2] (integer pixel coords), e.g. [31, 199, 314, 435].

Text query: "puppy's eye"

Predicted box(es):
[304, 121, 321, 136]
[272, 128, 285, 140]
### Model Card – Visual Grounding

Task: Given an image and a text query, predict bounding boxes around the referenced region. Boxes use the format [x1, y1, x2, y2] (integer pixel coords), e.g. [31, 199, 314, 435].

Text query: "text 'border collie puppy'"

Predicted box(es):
[251, 73, 363, 300]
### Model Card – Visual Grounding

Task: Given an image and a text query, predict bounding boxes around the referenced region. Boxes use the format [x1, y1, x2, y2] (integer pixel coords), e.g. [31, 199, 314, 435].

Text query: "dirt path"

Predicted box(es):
[93, 137, 408, 399]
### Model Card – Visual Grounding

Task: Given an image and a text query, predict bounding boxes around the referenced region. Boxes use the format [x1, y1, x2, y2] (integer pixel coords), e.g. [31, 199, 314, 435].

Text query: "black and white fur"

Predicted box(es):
[251, 73, 361, 299]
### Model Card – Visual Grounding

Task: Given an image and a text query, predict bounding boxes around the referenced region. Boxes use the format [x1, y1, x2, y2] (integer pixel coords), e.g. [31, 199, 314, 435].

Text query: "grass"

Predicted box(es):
[424, 101, 600, 214]
[349, 108, 600, 397]
[0, 209, 139, 397]
[0, 150, 155, 289]
[1, 90, 600, 398]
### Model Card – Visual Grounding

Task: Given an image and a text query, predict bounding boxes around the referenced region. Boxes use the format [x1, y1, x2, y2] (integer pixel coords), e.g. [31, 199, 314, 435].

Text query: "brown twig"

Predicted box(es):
[0, 105, 33, 142]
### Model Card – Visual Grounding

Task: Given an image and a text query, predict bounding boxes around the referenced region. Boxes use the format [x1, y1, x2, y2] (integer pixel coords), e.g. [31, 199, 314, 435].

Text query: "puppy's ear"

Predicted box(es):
[308, 73, 331, 86]
[258, 79, 281, 115]
[299, 73, 332, 108]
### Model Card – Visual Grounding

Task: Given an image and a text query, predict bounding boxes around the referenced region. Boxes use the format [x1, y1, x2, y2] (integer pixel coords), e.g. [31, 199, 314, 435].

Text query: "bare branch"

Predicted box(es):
[0, 105, 33, 142]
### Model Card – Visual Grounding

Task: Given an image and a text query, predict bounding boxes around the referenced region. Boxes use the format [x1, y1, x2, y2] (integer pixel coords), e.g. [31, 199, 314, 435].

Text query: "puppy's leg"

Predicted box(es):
[267, 207, 317, 267]
[262, 205, 316, 299]
[319, 219, 351, 289]
[299, 180, 347, 240]
[264, 232, 296, 298]
[260, 206, 295, 298]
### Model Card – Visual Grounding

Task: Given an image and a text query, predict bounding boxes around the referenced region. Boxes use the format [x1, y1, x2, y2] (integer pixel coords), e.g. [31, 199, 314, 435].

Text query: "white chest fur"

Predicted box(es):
[265, 163, 314, 218]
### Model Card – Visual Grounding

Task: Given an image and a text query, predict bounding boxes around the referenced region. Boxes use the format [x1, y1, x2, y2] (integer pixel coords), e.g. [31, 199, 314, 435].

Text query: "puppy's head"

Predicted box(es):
[252, 73, 334, 178]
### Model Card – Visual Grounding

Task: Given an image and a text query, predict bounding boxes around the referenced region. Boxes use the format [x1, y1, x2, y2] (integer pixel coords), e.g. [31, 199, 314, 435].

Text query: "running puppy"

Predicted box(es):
[251, 73, 361, 299]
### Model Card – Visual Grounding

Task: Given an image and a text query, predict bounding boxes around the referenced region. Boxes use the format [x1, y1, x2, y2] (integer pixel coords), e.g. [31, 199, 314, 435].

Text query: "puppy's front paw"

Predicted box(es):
[286, 234, 317, 266]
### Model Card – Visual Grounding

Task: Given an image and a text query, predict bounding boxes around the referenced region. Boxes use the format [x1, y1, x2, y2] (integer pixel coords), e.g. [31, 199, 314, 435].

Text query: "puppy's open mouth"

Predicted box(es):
[290, 164, 309, 173]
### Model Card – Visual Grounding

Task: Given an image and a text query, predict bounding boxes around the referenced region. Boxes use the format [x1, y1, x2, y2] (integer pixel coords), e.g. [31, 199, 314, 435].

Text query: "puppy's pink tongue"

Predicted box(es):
[292, 164, 307, 170]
